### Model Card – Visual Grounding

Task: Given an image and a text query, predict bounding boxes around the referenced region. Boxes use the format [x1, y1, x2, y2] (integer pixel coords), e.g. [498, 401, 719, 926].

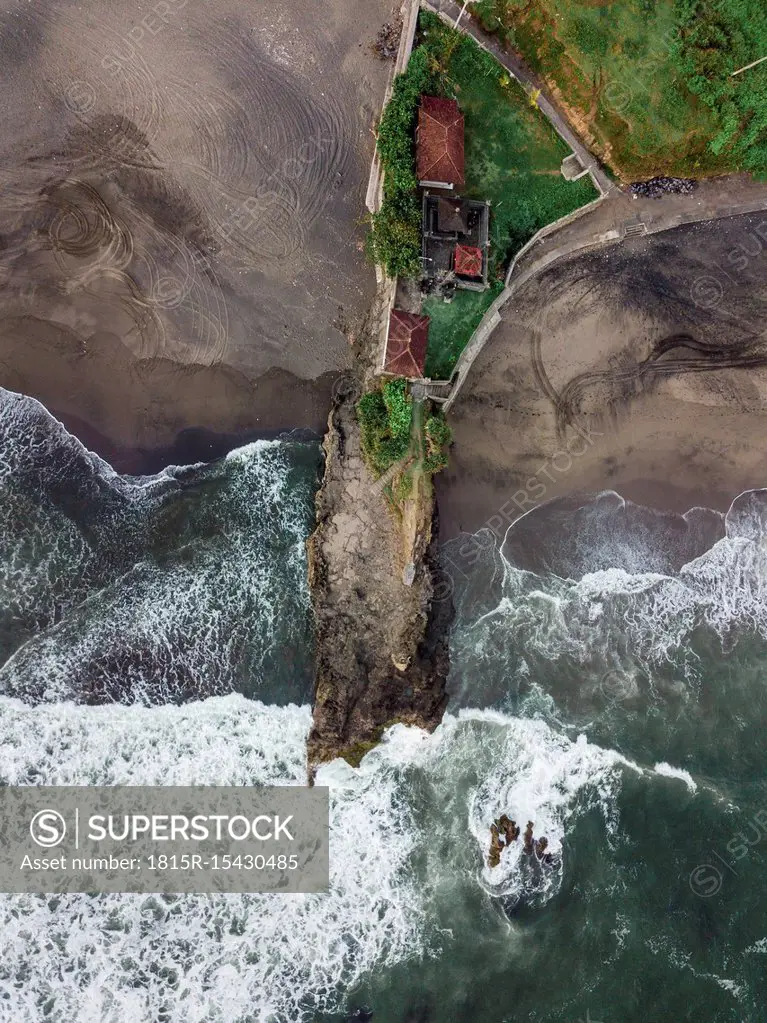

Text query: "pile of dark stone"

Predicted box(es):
[372, 21, 401, 60]
[631, 176, 697, 200]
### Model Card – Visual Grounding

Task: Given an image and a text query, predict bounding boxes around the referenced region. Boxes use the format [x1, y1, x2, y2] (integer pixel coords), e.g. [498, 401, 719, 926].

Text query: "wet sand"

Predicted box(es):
[0, 0, 393, 460]
[438, 213, 767, 539]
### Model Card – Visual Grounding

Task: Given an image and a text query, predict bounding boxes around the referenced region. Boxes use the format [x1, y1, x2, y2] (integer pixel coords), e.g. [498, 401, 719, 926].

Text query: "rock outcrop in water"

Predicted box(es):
[488, 816, 553, 868]
[306, 394, 451, 772]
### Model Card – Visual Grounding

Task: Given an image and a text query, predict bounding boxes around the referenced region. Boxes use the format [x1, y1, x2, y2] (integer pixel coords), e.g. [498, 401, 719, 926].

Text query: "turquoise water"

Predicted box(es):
[2, 390, 767, 1022]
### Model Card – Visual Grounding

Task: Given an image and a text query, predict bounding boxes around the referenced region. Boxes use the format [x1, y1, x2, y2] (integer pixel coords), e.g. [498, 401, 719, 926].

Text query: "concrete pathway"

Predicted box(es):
[423, 0, 615, 196]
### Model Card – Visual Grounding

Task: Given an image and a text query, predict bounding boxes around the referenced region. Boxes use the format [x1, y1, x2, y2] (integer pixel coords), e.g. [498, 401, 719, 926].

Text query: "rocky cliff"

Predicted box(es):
[306, 394, 451, 772]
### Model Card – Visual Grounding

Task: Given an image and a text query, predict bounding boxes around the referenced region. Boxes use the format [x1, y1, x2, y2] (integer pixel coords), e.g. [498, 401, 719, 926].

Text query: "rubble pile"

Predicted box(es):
[630, 176, 697, 200]
[372, 21, 401, 60]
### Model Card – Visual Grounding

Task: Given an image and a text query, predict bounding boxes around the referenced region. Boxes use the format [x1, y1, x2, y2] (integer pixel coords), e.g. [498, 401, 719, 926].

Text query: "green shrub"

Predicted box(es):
[471, 0, 528, 46]
[382, 379, 413, 439]
[357, 390, 388, 431]
[425, 414, 452, 448]
[378, 435, 410, 464]
[424, 451, 449, 474]
[366, 200, 422, 278]
[377, 47, 434, 174]
[569, 14, 610, 59]
[669, 0, 767, 171]
[367, 46, 438, 278]
[356, 380, 413, 476]
[395, 471, 414, 502]
[423, 410, 452, 476]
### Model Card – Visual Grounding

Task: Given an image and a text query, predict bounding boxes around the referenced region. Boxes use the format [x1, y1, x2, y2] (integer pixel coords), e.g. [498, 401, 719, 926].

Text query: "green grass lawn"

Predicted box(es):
[423, 283, 501, 380]
[417, 11, 598, 376]
[471, 0, 767, 180]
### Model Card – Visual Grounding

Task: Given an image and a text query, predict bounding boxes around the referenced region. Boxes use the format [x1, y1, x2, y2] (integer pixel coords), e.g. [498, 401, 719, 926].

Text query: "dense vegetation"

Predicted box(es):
[674, 0, 767, 173]
[424, 413, 453, 474]
[366, 47, 436, 278]
[419, 11, 597, 270]
[465, 0, 767, 178]
[356, 380, 453, 484]
[357, 379, 414, 476]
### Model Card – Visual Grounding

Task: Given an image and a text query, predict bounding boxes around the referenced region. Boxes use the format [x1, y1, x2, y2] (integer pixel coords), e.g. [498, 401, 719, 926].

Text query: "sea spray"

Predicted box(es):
[4, 391, 766, 1018]
[445, 490, 767, 711]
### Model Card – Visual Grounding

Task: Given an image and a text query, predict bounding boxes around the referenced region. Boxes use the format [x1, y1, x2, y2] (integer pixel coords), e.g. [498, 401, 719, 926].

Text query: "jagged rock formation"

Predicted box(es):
[306, 395, 451, 772]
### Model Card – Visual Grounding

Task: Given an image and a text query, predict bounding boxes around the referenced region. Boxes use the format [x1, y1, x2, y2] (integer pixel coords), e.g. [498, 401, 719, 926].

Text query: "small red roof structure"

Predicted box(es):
[384, 308, 430, 378]
[454, 243, 483, 278]
[417, 96, 465, 190]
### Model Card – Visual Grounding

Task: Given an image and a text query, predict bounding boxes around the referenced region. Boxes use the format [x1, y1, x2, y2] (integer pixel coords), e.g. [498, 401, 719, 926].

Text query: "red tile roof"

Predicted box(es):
[384, 309, 430, 378]
[454, 244, 483, 278]
[417, 96, 465, 189]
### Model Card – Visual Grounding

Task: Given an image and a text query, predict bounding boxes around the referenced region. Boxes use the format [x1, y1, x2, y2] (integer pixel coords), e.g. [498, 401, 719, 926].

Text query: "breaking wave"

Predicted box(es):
[2, 389, 764, 1019]
[444, 490, 767, 708]
[0, 695, 639, 1022]
[0, 389, 319, 705]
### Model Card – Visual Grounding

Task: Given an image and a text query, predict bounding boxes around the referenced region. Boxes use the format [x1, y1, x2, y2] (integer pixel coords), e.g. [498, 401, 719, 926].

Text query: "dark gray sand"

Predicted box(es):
[0, 0, 393, 459]
[438, 213, 767, 538]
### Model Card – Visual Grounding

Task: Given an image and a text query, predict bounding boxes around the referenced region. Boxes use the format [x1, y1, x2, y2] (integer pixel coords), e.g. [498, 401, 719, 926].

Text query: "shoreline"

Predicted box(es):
[0, 330, 337, 472]
[0, 0, 394, 477]
[438, 213, 767, 543]
[48, 405, 321, 475]
[435, 431, 755, 544]
[2, 382, 322, 477]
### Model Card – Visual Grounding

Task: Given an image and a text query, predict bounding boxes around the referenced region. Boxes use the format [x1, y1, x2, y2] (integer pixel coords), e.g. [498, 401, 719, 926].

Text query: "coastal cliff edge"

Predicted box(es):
[306, 395, 451, 772]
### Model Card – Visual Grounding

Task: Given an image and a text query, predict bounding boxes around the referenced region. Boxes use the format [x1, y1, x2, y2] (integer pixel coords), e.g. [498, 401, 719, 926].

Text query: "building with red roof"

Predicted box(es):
[383, 308, 430, 378]
[416, 96, 465, 191]
[454, 244, 483, 280]
[422, 193, 490, 292]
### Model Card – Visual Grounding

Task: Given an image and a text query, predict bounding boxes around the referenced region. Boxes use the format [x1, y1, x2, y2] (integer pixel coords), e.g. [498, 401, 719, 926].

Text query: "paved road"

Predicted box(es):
[423, 0, 615, 196]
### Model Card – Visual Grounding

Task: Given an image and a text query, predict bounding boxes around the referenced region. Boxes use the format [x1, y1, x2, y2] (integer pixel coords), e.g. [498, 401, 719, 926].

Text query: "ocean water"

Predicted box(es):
[3, 391, 767, 1022]
[0, 389, 319, 706]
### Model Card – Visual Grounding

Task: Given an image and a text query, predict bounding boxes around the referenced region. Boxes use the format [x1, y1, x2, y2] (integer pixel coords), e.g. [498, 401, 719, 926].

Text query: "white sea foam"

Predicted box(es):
[448, 491, 767, 688]
[652, 762, 698, 793]
[0, 695, 427, 1022]
[0, 387, 195, 495]
[0, 390, 317, 705]
[0, 694, 309, 786]
[458, 712, 627, 905]
[3, 391, 758, 1016]
[0, 697, 639, 1021]
[647, 935, 744, 1003]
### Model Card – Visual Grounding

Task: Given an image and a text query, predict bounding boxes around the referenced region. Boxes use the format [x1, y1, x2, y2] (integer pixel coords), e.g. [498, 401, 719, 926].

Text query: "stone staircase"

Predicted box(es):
[418, 380, 453, 402]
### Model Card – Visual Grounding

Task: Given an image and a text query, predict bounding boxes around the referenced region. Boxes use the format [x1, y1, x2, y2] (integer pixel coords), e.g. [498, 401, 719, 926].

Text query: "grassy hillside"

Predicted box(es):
[471, 0, 767, 179]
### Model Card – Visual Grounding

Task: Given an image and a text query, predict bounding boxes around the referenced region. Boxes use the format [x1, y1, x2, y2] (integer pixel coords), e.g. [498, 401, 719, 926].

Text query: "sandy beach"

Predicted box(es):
[0, 0, 393, 463]
[438, 212, 767, 539]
